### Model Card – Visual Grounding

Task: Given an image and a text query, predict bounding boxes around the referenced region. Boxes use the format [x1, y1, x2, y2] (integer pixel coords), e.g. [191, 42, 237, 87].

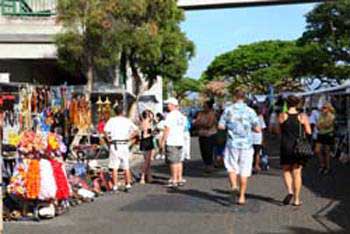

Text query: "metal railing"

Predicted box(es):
[1, 0, 56, 17]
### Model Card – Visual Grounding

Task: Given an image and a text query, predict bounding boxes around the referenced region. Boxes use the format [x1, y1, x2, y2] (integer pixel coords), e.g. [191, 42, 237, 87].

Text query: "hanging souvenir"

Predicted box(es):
[69, 96, 78, 126]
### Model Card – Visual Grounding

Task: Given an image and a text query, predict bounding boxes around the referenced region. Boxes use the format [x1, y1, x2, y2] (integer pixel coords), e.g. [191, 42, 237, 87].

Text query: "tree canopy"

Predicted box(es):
[202, 40, 302, 93]
[55, 0, 194, 100]
[173, 77, 201, 102]
[296, 0, 350, 84]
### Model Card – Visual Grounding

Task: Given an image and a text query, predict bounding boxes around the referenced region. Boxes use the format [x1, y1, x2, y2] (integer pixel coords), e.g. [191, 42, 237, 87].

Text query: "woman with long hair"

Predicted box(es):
[139, 110, 155, 184]
[314, 102, 335, 175]
[278, 96, 311, 206]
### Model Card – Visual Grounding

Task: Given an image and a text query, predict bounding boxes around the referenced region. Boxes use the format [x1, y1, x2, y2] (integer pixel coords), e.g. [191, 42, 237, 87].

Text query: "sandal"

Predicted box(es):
[282, 194, 293, 205]
[292, 201, 303, 207]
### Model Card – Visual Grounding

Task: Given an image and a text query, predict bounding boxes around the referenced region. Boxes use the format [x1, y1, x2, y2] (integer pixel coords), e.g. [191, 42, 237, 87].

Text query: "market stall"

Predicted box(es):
[0, 82, 125, 221]
[298, 82, 350, 163]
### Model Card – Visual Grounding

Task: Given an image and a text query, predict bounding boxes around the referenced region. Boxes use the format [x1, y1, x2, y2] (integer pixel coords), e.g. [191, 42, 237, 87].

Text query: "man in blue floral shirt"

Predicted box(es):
[219, 90, 261, 205]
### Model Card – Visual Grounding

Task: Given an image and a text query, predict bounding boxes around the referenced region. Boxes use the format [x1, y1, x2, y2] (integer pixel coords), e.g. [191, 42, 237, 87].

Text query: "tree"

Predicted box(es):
[109, 0, 194, 115]
[202, 81, 228, 98]
[56, 0, 194, 115]
[297, 0, 350, 84]
[55, 0, 121, 100]
[173, 78, 201, 102]
[202, 40, 301, 93]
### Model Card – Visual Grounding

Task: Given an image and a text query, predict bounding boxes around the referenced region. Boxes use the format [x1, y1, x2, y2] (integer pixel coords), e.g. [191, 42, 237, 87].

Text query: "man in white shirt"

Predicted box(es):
[161, 98, 186, 187]
[104, 105, 138, 192]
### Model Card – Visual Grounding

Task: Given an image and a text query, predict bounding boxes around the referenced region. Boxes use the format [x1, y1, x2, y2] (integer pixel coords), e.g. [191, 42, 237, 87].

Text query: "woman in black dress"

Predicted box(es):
[278, 96, 311, 206]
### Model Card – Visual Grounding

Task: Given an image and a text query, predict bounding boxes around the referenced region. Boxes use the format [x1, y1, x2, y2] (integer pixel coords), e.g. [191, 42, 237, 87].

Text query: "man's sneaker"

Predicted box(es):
[124, 184, 132, 193]
[112, 186, 118, 193]
[166, 182, 178, 188]
[177, 179, 187, 187]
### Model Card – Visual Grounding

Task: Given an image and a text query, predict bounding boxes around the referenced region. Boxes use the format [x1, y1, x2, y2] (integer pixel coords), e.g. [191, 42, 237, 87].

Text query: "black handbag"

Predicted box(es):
[294, 121, 313, 159]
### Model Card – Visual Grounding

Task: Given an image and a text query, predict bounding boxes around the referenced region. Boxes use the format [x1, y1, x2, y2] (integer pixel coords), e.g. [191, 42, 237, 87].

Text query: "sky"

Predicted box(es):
[181, 3, 317, 79]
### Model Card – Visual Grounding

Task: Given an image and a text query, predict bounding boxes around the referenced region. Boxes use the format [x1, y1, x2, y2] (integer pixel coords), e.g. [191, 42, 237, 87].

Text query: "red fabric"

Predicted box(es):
[50, 159, 70, 200]
[97, 120, 105, 134]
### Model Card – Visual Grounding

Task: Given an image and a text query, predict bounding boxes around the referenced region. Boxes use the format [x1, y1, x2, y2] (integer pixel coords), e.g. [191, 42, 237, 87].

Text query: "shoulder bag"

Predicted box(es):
[294, 119, 313, 160]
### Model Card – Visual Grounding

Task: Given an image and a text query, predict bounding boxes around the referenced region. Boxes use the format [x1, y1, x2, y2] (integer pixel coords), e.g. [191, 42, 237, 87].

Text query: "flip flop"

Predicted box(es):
[236, 201, 246, 206]
[282, 194, 293, 205]
[292, 202, 303, 207]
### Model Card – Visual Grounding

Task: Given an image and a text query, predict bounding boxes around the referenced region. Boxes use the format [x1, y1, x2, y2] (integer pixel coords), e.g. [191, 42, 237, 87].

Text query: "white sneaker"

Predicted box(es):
[112, 186, 118, 192]
[155, 154, 161, 160]
[124, 184, 132, 193]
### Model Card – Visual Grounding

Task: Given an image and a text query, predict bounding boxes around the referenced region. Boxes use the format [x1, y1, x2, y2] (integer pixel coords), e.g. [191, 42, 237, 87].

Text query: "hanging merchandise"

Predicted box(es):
[76, 96, 92, 131]
[69, 95, 79, 127]
[19, 87, 31, 130]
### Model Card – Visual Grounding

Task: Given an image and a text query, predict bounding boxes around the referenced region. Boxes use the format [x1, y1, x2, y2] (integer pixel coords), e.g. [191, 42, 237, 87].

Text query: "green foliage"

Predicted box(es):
[173, 77, 201, 101]
[297, 0, 350, 82]
[115, 0, 195, 86]
[55, 0, 194, 93]
[203, 40, 300, 93]
[56, 0, 121, 73]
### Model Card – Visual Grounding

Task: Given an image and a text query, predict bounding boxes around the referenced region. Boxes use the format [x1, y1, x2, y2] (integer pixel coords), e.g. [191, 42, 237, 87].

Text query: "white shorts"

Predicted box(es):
[109, 144, 131, 170]
[224, 147, 254, 177]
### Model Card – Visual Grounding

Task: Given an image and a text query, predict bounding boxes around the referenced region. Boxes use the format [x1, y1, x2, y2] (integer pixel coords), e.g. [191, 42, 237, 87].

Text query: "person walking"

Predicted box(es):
[160, 98, 186, 187]
[278, 95, 311, 206]
[252, 105, 267, 174]
[193, 100, 218, 174]
[154, 113, 166, 160]
[139, 110, 156, 184]
[104, 105, 138, 192]
[314, 102, 335, 175]
[218, 90, 260, 205]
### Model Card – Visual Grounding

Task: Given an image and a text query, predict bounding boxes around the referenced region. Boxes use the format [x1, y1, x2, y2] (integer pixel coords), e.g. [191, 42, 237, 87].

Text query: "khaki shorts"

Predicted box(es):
[166, 146, 183, 164]
[109, 144, 130, 170]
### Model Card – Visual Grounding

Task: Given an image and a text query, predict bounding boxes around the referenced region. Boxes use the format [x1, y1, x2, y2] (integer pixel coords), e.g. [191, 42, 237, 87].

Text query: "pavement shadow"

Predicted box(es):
[167, 188, 230, 207]
[212, 189, 283, 206]
[264, 133, 350, 232]
[301, 158, 350, 232]
[258, 226, 348, 234]
[151, 159, 227, 179]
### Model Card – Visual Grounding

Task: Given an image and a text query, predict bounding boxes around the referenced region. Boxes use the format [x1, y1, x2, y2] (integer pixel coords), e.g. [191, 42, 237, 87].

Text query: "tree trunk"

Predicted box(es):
[86, 64, 94, 102]
[127, 59, 152, 120]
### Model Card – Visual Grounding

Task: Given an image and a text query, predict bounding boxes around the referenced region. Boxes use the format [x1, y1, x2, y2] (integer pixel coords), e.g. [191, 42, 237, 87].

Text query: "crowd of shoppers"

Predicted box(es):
[103, 90, 337, 208]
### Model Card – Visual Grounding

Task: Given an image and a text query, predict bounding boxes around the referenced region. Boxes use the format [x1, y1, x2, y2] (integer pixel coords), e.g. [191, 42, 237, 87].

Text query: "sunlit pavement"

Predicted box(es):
[5, 137, 350, 234]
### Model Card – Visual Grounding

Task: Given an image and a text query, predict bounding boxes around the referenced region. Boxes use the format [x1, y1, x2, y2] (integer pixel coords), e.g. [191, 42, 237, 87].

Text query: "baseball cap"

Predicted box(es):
[164, 97, 179, 106]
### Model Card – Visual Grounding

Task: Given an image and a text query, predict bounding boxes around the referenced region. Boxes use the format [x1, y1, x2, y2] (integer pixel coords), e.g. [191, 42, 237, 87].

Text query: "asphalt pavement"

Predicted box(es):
[4, 136, 350, 234]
